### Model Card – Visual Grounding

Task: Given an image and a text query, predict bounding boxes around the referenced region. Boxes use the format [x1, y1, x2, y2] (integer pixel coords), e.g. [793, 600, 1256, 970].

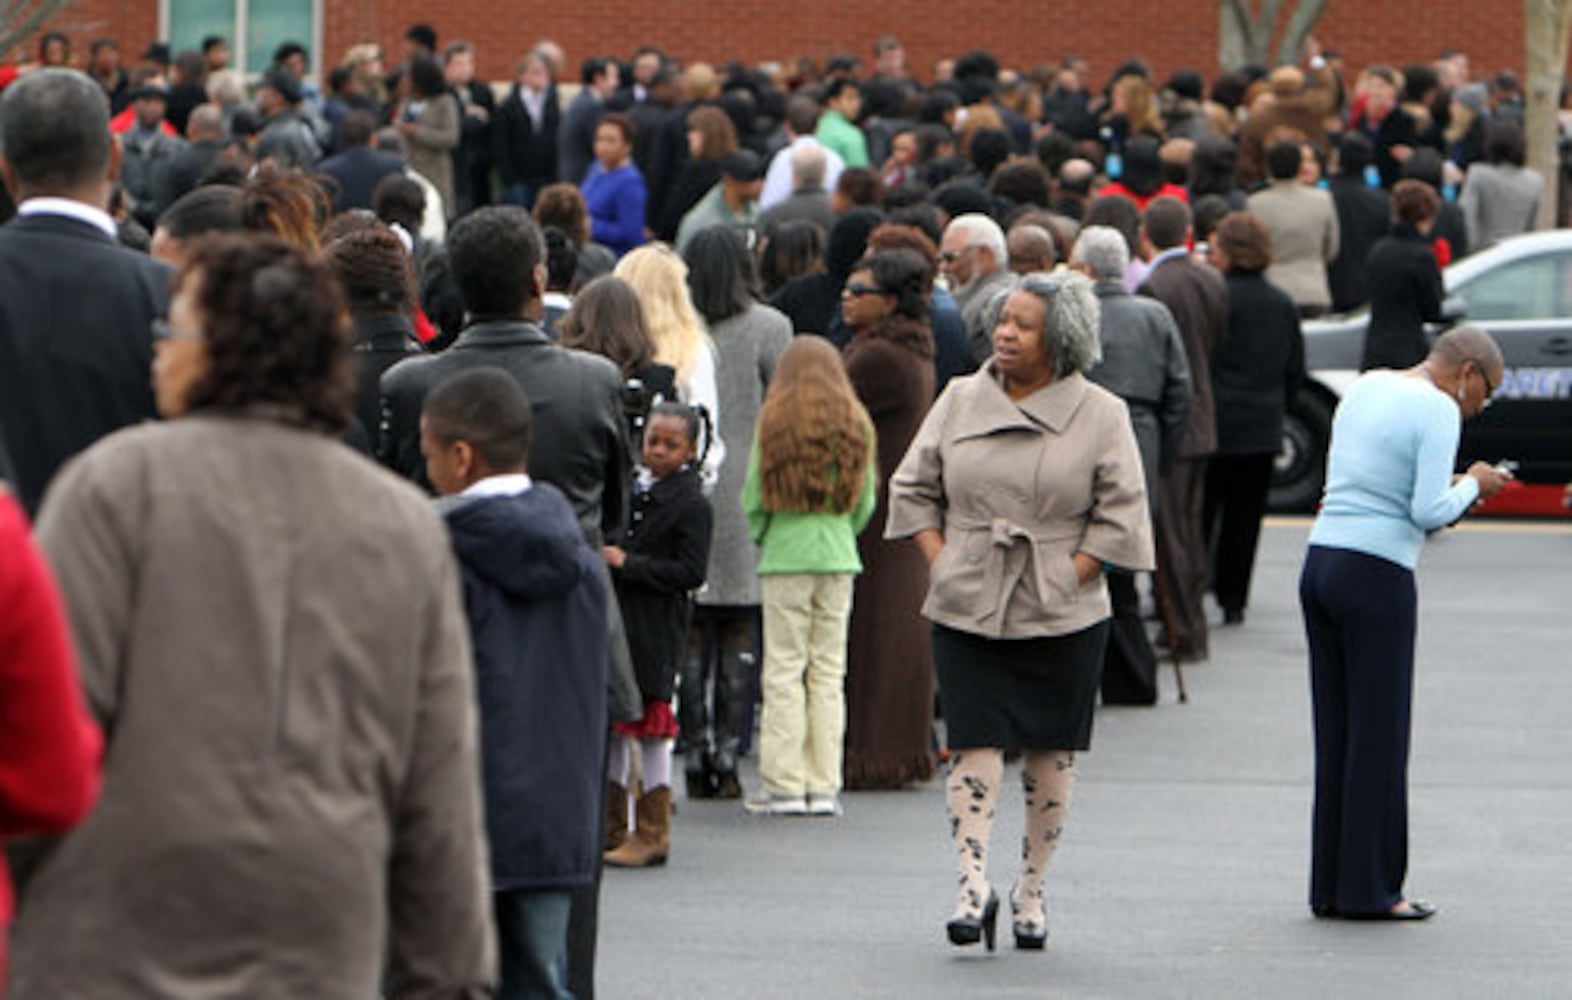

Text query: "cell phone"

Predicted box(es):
[1495, 459, 1519, 476]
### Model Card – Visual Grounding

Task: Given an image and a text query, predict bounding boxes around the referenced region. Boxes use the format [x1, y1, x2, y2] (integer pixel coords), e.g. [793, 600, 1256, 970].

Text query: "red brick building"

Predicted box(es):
[11, 1, 1544, 87]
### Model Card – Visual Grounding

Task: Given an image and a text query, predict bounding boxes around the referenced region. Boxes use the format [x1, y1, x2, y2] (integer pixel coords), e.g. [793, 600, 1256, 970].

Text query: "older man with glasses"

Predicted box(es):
[939, 213, 1014, 364]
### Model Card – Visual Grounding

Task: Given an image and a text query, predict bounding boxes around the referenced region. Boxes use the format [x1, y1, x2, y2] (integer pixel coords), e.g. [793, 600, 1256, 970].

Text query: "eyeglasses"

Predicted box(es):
[151, 320, 203, 342]
[842, 282, 884, 297]
[938, 247, 974, 264]
[1474, 362, 1497, 410]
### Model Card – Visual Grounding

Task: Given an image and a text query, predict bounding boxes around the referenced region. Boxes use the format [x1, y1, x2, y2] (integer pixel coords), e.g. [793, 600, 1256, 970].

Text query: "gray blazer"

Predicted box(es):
[1087, 282, 1193, 507]
[1460, 162, 1544, 250]
[698, 303, 792, 607]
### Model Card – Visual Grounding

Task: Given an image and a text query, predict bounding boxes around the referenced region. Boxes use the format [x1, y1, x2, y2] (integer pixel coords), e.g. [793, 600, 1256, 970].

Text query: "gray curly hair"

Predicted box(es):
[983, 269, 1102, 377]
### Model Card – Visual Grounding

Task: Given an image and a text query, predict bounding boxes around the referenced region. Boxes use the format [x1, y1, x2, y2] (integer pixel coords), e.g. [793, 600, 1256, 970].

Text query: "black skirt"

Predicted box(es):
[933, 621, 1111, 751]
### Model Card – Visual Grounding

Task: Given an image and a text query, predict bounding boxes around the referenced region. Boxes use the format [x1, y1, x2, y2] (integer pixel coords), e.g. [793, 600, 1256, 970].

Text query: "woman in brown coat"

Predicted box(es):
[14, 235, 493, 997]
[888, 270, 1153, 953]
[841, 249, 938, 790]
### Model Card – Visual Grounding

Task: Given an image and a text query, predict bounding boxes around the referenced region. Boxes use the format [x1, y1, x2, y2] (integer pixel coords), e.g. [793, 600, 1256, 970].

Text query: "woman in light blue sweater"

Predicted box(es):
[1300, 326, 1511, 922]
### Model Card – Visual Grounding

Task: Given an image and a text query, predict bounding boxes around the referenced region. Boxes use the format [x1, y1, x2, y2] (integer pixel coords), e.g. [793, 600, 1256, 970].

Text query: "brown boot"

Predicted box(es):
[604, 781, 629, 854]
[604, 786, 671, 868]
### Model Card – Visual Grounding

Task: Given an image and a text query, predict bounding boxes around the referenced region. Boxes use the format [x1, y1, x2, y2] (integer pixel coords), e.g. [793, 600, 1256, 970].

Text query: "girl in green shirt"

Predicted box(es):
[741, 337, 877, 817]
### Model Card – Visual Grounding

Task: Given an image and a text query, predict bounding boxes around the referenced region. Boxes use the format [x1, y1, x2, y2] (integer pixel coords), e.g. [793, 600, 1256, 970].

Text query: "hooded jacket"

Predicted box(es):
[440, 483, 608, 891]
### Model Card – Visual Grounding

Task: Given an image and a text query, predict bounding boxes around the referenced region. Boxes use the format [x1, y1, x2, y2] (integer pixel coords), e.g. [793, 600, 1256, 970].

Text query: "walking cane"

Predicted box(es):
[1151, 561, 1190, 704]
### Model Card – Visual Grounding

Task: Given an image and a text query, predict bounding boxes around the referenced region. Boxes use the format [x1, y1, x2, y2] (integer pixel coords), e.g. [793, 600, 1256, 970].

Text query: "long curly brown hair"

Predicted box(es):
[756, 336, 873, 513]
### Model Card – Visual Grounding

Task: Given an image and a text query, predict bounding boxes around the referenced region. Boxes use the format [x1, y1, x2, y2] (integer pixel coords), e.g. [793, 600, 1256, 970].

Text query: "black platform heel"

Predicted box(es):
[946, 889, 999, 951]
[1011, 884, 1048, 950]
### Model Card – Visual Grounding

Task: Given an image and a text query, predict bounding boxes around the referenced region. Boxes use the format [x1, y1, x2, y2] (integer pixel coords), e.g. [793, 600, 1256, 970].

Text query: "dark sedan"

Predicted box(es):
[1271, 230, 1572, 511]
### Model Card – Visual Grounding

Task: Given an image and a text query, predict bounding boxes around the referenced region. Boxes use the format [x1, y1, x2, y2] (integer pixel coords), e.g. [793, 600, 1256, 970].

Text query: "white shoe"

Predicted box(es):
[806, 793, 842, 817]
[743, 791, 808, 816]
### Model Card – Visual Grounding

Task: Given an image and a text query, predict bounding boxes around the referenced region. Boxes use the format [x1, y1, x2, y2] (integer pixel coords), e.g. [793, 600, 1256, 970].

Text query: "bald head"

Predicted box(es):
[0, 68, 113, 196]
[1007, 224, 1056, 275]
[1059, 157, 1096, 195]
[1431, 325, 1503, 374]
[187, 103, 224, 141]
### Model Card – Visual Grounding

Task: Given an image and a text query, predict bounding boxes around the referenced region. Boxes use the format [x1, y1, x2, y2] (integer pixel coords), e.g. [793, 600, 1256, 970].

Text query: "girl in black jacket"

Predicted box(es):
[602, 402, 713, 867]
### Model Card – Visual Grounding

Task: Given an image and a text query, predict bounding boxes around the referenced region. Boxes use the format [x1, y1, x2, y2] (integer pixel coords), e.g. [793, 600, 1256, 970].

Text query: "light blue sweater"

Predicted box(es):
[1308, 371, 1480, 570]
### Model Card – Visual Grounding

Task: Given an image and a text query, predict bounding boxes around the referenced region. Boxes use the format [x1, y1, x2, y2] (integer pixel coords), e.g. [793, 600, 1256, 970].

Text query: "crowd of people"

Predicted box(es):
[0, 21, 1535, 997]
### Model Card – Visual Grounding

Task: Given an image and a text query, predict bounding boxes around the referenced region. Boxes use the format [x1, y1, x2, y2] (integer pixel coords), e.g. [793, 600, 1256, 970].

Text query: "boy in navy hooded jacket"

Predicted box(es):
[423, 367, 607, 1000]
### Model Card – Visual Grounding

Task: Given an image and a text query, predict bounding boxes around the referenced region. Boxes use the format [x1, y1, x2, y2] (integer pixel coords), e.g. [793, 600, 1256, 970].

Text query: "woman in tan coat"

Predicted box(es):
[396, 54, 461, 218]
[887, 270, 1153, 953]
[13, 235, 494, 997]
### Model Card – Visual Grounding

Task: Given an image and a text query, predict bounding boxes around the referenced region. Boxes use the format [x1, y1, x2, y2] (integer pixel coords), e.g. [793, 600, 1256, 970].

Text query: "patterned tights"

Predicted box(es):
[945, 749, 1075, 926]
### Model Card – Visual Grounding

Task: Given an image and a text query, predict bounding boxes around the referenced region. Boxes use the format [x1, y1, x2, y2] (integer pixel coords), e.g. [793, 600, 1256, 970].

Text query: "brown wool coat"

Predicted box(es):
[843, 321, 937, 788]
[12, 415, 495, 999]
[887, 365, 1155, 640]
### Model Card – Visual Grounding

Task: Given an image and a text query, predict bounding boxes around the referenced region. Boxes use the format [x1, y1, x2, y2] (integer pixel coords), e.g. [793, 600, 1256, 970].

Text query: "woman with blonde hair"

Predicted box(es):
[615, 244, 725, 482]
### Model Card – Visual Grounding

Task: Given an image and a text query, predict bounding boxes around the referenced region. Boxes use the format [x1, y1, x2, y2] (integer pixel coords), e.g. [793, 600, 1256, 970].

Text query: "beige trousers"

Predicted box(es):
[758, 573, 855, 797]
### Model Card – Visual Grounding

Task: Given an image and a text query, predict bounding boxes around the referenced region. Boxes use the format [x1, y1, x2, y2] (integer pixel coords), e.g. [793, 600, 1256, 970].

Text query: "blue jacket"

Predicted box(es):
[581, 162, 648, 258]
[439, 484, 608, 890]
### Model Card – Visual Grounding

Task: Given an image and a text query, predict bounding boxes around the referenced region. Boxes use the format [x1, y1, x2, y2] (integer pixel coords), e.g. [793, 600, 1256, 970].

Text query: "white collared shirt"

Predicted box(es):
[461, 473, 533, 499]
[17, 197, 118, 240]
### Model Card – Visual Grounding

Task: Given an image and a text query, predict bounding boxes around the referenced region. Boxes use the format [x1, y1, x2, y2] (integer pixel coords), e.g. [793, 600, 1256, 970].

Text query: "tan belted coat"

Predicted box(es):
[886, 363, 1155, 640]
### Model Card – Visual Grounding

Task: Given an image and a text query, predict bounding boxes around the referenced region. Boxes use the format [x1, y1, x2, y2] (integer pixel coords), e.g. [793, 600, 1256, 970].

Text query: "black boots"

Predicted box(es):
[677, 645, 753, 800]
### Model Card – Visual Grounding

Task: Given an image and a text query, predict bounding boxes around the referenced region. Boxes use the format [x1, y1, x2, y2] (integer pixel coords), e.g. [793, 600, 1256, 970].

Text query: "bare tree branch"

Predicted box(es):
[0, 0, 74, 64]
[1277, 0, 1331, 66]
[1222, 0, 1260, 67]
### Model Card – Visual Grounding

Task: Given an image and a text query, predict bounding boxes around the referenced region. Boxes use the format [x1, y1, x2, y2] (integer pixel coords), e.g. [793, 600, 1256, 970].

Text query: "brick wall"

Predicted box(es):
[8, 0, 1550, 92]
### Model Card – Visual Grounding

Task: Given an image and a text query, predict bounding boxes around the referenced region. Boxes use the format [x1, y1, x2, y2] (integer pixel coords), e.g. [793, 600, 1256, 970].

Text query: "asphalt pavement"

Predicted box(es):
[599, 519, 1572, 1000]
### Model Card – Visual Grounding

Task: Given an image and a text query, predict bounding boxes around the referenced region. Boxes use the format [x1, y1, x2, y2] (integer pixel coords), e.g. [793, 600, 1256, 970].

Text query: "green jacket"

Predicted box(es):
[741, 435, 878, 575]
[814, 110, 870, 169]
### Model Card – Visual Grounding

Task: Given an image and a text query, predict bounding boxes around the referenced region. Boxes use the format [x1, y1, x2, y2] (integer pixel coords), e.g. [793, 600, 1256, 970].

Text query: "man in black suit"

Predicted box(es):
[1138, 196, 1228, 662]
[443, 41, 497, 216]
[557, 56, 619, 186]
[316, 111, 407, 213]
[0, 69, 171, 513]
[378, 205, 631, 1000]
[150, 103, 228, 221]
[493, 51, 560, 207]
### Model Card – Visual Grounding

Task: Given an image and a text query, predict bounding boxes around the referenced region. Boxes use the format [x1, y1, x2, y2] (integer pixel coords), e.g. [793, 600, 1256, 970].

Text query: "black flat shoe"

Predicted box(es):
[946, 890, 999, 951]
[1345, 899, 1437, 921]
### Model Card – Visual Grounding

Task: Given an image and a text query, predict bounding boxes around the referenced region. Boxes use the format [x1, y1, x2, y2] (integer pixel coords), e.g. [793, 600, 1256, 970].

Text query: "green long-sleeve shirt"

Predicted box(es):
[741, 437, 878, 575]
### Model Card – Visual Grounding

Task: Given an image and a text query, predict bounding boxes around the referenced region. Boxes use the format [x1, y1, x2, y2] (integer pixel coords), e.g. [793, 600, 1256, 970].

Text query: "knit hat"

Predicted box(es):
[1454, 83, 1489, 115]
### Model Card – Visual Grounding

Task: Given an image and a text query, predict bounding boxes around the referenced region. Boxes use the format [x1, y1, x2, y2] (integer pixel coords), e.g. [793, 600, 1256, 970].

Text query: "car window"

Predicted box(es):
[1455, 252, 1572, 321]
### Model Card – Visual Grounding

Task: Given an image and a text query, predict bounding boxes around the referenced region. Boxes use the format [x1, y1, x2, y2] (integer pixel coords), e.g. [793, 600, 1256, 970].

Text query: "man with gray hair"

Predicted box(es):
[0, 68, 170, 514]
[757, 140, 835, 237]
[941, 212, 1014, 363]
[1072, 225, 1192, 703]
[760, 94, 845, 209]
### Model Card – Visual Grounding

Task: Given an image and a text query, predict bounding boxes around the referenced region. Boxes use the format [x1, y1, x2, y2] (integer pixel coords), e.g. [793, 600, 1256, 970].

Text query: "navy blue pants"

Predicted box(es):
[1299, 545, 1417, 916]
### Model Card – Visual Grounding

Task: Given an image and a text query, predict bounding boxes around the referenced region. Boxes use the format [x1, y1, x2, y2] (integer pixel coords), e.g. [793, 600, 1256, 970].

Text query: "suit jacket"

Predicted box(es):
[317, 145, 408, 213]
[1362, 226, 1444, 371]
[379, 319, 629, 545]
[1214, 271, 1305, 455]
[351, 313, 424, 455]
[494, 84, 561, 190]
[0, 213, 170, 514]
[1139, 252, 1228, 458]
[1087, 282, 1193, 502]
[1328, 178, 1390, 312]
[557, 90, 604, 186]
[1247, 181, 1340, 310]
[150, 139, 225, 221]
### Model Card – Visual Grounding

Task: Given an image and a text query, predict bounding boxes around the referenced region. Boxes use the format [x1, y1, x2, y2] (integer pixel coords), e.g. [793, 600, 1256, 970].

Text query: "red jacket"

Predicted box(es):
[109, 105, 178, 137]
[1096, 181, 1190, 212]
[0, 491, 102, 989]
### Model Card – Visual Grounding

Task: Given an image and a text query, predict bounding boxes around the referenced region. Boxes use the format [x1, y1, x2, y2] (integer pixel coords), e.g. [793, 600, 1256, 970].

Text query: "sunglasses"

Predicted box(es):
[842, 282, 885, 297]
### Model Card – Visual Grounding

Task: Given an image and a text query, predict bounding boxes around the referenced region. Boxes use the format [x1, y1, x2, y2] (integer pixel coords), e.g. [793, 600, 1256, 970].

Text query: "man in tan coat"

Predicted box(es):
[1247, 141, 1341, 316]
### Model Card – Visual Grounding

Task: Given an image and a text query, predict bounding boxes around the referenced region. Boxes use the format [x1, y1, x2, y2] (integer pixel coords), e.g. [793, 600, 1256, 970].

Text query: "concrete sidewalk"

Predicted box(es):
[599, 520, 1572, 999]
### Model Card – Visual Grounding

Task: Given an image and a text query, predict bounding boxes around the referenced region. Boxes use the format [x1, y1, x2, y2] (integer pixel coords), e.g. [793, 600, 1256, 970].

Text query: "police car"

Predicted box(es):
[1272, 229, 1572, 511]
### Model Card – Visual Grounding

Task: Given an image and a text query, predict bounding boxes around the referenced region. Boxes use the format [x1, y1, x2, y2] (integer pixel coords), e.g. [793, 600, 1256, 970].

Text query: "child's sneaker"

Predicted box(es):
[743, 791, 807, 816]
[806, 792, 842, 817]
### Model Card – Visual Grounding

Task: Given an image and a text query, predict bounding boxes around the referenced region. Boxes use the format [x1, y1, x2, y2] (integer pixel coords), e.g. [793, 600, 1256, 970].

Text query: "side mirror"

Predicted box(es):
[1439, 295, 1468, 326]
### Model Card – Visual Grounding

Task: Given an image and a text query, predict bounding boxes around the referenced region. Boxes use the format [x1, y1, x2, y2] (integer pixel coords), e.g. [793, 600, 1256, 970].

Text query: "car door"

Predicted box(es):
[1448, 250, 1572, 484]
